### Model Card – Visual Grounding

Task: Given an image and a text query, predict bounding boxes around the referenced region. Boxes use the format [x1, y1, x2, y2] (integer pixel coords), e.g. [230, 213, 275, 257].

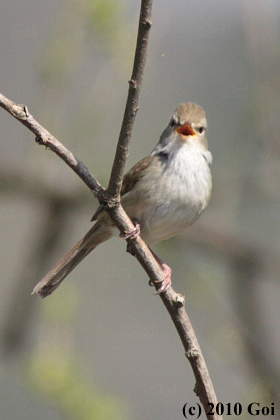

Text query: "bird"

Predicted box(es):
[33, 102, 212, 298]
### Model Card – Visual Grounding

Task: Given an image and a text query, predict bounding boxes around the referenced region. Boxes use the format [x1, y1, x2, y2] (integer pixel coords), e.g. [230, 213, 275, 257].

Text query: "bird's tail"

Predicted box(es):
[32, 222, 113, 298]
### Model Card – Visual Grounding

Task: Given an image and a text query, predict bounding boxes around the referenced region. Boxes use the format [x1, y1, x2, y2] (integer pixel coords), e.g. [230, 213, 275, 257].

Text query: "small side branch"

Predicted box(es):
[0, 93, 104, 197]
[106, 0, 153, 200]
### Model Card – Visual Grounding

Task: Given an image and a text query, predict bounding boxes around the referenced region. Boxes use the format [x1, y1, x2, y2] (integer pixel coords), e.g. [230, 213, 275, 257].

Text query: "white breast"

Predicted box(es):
[122, 141, 212, 245]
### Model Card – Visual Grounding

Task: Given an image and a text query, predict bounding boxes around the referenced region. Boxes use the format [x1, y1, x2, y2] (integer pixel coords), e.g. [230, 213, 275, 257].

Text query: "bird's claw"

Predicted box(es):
[120, 222, 140, 240]
[149, 263, 172, 294]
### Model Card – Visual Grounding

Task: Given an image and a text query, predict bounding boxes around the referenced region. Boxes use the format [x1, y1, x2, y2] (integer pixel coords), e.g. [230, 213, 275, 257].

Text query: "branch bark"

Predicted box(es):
[0, 1, 222, 418]
[106, 0, 152, 199]
[0, 93, 103, 196]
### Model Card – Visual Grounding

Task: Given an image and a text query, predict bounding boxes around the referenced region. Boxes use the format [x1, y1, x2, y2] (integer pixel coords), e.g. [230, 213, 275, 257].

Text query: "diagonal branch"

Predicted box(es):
[0, 0, 222, 418]
[0, 93, 104, 197]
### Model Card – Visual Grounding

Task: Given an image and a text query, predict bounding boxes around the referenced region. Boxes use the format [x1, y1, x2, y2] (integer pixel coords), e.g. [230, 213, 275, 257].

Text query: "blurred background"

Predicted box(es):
[1, 0, 280, 418]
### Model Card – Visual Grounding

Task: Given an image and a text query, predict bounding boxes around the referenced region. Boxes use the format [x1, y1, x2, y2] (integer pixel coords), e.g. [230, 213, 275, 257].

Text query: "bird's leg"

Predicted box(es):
[148, 248, 172, 294]
[121, 221, 171, 294]
[120, 219, 140, 240]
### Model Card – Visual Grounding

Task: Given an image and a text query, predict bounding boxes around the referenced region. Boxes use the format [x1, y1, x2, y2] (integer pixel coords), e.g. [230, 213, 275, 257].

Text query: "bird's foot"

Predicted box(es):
[120, 220, 140, 240]
[148, 248, 172, 294]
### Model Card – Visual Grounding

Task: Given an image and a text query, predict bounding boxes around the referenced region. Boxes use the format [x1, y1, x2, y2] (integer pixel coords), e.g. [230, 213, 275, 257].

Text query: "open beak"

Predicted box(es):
[175, 122, 196, 138]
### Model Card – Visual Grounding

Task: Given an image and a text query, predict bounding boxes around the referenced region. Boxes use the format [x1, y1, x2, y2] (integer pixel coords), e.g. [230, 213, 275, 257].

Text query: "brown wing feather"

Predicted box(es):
[121, 155, 153, 196]
[91, 155, 152, 221]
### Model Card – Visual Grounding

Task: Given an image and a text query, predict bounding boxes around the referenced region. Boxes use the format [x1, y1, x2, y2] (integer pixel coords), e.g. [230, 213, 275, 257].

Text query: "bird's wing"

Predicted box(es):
[91, 155, 152, 221]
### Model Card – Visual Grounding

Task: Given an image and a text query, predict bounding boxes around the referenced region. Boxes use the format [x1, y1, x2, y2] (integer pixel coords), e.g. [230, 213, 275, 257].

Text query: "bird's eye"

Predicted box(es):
[170, 118, 176, 127]
[198, 127, 205, 134]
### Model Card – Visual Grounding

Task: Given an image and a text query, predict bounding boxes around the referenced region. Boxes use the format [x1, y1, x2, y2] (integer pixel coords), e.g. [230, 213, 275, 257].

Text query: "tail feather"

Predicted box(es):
[32, 223, 112, 298]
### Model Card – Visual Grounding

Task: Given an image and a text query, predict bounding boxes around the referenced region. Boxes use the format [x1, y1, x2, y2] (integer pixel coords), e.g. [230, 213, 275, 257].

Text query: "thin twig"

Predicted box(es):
[0, 0, 222, 417]
[161, 288, 220, 417]
[106, 0, 153, 200]
[0, 93, 103, 197]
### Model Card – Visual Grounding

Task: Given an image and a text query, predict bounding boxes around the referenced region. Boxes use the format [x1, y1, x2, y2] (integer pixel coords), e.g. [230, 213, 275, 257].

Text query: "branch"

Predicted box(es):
[0, 1, 222, 418]
[106, 0, 153, 199]
[160, 288, 220, 417]
[0, 93, 104, 197]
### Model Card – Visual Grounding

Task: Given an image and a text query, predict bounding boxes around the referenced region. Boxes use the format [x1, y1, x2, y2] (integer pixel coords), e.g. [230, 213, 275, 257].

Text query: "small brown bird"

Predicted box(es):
[33, 103, 212, 298]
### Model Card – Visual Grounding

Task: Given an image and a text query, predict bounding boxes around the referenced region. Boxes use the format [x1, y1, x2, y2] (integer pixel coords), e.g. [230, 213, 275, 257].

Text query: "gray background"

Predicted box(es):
[1, 0, 280, 419]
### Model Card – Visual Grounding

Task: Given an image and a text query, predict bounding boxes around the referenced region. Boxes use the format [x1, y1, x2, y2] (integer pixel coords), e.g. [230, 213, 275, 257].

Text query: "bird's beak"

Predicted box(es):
[175, 122, 196, 139]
